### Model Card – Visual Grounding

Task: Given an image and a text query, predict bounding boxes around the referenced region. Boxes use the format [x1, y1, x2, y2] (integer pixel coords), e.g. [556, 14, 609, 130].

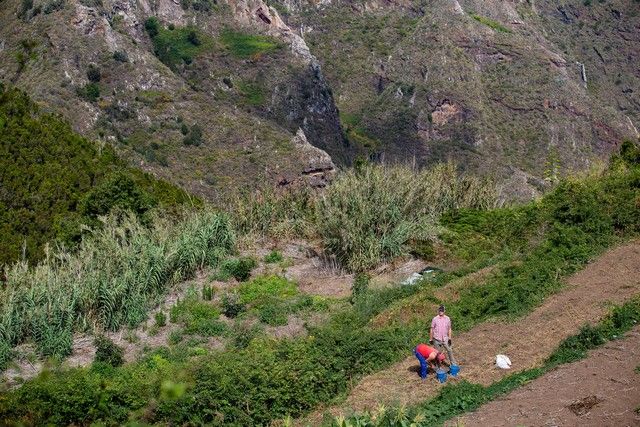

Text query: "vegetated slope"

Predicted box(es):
[311, 239, 640, 418]
[456, 326, 640, 427]
[0, 0, 348, 200]
[0, 85, 193, 265]
[0, 142, 637, 426]
[281, 0, 640, 198]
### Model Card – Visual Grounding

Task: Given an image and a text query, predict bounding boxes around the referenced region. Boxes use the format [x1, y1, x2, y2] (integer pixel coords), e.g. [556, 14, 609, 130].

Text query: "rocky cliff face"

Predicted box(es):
[1, 0, 637, 200]
[0, 0, 347, 199]
[281, 0, 640, 198]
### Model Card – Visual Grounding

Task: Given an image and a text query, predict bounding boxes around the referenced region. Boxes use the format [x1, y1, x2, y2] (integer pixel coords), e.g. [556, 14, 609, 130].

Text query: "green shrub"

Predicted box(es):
[80, 171, 155, 219]
[187, 29, 201, 46]
[408, 239, 435, 260]
[183, 124, 203, 146]
[43, 0, 64, 14]
[257, 298, 289, 326]
[155, 311, 167, 327]
[216, 257, 257, 281]
[264, 250, 283, 264]
[77, 82, 100, 101]
[221, 292, 245, 318]
[350, 273, 370, 304]
[80, 0, 103, 7]
[86, 65, 101, 83]
[168, 329, 184, 345]
[317, 162, 497, 272]
[144, 17, 160, 38]
[170, 297, 225, 336]
[113, 50, 128, 62]
[238, 275, 297, 304]
[192, 0, 212, 11]
[229, 322, 263, 349]
[19, 0, 33, 19]
[93, 335, 124, 367]
[202, 284, 214, 301]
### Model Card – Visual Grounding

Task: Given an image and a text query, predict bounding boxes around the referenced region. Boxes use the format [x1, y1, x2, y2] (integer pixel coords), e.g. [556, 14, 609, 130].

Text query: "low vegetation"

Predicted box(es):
[470, 13, 512, 33]
[220, 29, 281, 58]
[230, 161, 497, 272]
[170, 294, 226, 336]
[214, 256, 257, 281]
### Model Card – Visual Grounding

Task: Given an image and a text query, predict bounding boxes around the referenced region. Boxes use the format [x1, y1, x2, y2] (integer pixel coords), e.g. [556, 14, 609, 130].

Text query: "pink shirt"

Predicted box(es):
[431, 314, 451, 341]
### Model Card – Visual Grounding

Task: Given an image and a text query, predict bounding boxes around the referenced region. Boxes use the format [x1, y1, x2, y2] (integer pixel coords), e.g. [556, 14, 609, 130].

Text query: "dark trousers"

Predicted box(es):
[414, 348, 428, 379]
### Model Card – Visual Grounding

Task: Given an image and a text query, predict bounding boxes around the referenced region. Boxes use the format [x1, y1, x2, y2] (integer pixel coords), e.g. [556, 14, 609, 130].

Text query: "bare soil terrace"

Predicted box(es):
[303, 240, 640, 423]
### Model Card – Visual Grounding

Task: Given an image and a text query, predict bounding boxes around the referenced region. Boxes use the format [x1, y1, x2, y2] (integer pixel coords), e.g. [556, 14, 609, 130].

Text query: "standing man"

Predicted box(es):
[430, 304, 457, 365]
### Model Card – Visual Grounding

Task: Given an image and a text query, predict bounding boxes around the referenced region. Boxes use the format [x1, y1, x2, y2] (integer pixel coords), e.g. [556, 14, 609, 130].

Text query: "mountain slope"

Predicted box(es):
[0, 0, 638, 199]
[282, 0, 640, 197]
[0, 0, 346, 199]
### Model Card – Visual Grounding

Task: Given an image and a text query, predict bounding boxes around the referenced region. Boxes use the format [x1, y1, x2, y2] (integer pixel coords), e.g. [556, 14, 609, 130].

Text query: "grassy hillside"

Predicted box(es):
[0, 85, 195, 265]
[0, 140, 637, 425]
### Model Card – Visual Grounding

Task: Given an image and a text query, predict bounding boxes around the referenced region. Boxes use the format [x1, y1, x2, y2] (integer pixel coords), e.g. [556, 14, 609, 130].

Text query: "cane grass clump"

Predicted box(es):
[0, 210, 234, 365]
[316, 162, 497, 272]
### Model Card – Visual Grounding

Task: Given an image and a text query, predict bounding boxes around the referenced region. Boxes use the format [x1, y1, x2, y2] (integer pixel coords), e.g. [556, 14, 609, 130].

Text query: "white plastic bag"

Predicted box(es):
[401, 272, 423, 286]
[495, 354, 512, 369]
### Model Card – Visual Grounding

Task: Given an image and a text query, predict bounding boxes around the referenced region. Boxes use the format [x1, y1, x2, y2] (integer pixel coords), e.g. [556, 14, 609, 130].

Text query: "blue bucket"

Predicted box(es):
[436, 369, 447, 383]
[450, 365, 460, 377]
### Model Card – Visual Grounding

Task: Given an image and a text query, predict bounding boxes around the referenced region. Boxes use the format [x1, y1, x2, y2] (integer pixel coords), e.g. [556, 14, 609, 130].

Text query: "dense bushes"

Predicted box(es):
[0, 281, 422, 425]
[94, 335, 124, 367]
[215, 256, 257, 281]
[0, 85, 193, 265]
[170, 295, 227, 336]
[0, 210, 234, 361]
[440, 153, 640, 329]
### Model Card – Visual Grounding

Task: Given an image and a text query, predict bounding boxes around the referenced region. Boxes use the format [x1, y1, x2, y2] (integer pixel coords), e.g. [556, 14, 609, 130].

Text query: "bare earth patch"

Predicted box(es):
[454, 327, 640, 427]
[301, 240, 640, 423]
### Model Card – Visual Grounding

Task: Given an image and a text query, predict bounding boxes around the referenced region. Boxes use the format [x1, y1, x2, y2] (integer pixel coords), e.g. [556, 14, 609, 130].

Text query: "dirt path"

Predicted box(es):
[453, 326, 640, 427]
[302, 240, 640, 422]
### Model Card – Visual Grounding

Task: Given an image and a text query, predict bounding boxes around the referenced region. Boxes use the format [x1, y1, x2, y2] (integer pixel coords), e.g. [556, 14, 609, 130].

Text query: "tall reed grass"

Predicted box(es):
[0, 210, 234, 369]
[229, 162, 498, 272]
[317, 162, 498, 271]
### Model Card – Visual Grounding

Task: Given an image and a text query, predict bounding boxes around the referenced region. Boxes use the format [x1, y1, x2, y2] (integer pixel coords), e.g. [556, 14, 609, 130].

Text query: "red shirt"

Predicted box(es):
[416, 344, 437, 358]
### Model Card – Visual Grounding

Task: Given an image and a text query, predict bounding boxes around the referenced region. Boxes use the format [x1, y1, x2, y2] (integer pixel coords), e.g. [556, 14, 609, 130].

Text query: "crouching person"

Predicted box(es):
[414, 343, 447, 379]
